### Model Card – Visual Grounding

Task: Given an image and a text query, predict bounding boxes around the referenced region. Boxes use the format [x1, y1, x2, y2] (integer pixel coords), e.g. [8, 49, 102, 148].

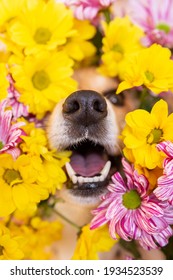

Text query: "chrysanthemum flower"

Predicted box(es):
[116, 44, 173, 94]
[13, 217, 62, 260]
[0, 225, 24, 260]
[90, 158, 173, 250]
[154, 141, 173, 205]
[0, 153, 50, 216]
[122, 99, 173, 169]
[0, 63, 9, 101]
[0, 101, 25, 159]
[20, 122, 69, 193]
[0, 0, 25, 30]
[62, 19, 96, 61]
[7, 74, 29, 119]
[61, 0, 114, 22]
[98, 17, 144, 78]
[72, 224, 117, 260]
[7, 0, 75, 55]
[10, 51, 77, 118]
[130, 0, 173, 48]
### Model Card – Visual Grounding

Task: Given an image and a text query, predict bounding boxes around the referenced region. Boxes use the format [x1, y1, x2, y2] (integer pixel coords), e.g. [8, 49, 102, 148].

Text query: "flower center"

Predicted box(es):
[147, 128, 163, 144]
[112, 43, 124, 54]
[122, 190, 141, 209]
[32, 70, 50, 91]
[34, 27, 51, 44]
[3, 169, 22, 185]
[0, 246, 4, 256]
[156, 23, 171, 34]
[0, 141, 4, 150]
[145, 71, 155, 82]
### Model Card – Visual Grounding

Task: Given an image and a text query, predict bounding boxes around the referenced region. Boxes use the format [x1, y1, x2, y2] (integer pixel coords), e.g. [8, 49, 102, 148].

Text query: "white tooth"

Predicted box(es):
[83, 177, 92, 183]
[65, 162, 75, 178]
[99, 175, 105, 182]
[83, 177, 89, 183]
[78, 176, 85, 184]
[101, 161, 111, 178]
[88, 177, 94, 183]
[93, 176, 99, 182]
[72, 175, 78, 184]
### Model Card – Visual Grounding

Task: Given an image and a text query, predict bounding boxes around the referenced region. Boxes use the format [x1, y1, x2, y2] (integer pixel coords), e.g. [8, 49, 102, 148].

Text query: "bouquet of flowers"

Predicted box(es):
[0, 0, 173, 260]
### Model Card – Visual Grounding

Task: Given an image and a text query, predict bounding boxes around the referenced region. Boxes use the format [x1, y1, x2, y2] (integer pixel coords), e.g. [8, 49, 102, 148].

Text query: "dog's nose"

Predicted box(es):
[63, 90, 107, 124]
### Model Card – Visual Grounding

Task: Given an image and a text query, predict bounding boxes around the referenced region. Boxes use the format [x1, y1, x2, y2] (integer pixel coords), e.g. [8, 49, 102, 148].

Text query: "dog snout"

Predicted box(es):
[62, 90, 107, 124]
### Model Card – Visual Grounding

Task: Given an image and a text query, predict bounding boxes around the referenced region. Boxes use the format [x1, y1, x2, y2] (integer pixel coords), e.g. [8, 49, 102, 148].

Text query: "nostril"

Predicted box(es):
[93, 99, 106, 113]
[63, 99, 80, 114]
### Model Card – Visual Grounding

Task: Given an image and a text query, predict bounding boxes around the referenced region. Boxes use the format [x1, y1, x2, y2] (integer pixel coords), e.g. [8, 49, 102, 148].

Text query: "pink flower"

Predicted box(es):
[129, 0, 173, 47]
[61, 0, 114, 22]
[0, 101, 25, 159]
[7, 74, 29, 120]
[154, 141, 173, 205]
[90, 158, 173, 250]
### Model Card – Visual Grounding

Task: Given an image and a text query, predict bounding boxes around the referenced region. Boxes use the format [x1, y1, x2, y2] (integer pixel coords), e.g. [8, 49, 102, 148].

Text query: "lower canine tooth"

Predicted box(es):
[65, 162, 75, 178]
[101, 161, 111, 178]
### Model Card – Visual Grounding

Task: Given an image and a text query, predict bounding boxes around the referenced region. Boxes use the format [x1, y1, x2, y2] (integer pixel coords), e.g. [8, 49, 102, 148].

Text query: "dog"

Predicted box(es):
[47, 67, 165, 260]
[46, 67, 138, 259]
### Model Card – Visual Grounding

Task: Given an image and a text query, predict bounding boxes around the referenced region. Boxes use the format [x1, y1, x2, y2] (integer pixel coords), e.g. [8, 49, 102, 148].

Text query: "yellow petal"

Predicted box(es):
[0, 182, 15, 216]
[116, 81, 133, 94]
[151, 99, 168, 128]
[12, 184, 29, 211]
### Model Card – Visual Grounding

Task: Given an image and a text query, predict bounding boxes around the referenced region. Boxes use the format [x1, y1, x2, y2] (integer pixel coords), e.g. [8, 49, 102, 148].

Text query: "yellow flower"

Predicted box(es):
[63, 19, 96, 61]
[0, 153, 50, 216]
[10, 217, 63, 260]
[135, 165, 163, 192]
[7, 0, 75, 55]
[117, 44, 173, 94]
[10, 51, 77, 118]
[122, 99, 173, 169]
[98, 17, 144, 78]
[20, 122, 69, 193]
[0, 224, 24, 260]
[72, 224, 117, 260]
[0, 63, 9, 100]
[0, 0, 25, 31]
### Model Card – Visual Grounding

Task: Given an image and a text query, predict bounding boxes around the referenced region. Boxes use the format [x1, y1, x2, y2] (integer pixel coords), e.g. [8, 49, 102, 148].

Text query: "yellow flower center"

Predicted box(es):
[147, 128, 163, 144]
[0, 246, 4, 256]
[122, 190, 141, 209]
[3, 169, 22, 185]
[34, 27, 51, 44]
[156, 23, 171, 34]
[0, 141, 4, 149]
[112, 43, 124, 54]
[32, 70, 50, 91]
[145, 71, 155, 82]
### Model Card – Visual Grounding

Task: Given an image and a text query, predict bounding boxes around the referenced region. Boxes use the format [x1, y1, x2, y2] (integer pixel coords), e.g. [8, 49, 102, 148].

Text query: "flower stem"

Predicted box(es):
[103, 9, 111, 23]
[53, 208, 81, 231]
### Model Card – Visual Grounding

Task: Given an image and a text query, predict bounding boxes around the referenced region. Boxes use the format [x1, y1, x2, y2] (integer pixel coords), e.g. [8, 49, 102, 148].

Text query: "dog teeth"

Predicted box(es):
[65, 160, 111, 185]
[100, 161, 111, 178]
[66, 162, 76, 177]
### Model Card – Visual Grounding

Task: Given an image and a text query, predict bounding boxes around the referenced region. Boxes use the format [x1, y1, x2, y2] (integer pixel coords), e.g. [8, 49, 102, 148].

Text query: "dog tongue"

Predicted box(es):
[70, 152, 106, 177]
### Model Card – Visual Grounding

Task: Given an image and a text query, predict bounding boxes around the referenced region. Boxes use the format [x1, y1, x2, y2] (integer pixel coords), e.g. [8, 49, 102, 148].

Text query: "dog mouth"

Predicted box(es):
[65, 139, 121, 197]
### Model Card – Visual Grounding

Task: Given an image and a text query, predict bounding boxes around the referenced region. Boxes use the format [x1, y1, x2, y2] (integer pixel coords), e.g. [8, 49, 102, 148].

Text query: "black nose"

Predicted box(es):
[63, 90, 107, 124]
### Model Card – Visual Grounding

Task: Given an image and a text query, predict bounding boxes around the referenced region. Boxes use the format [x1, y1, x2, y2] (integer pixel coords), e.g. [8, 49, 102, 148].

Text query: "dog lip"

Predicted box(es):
[70, 179, 110, 197]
